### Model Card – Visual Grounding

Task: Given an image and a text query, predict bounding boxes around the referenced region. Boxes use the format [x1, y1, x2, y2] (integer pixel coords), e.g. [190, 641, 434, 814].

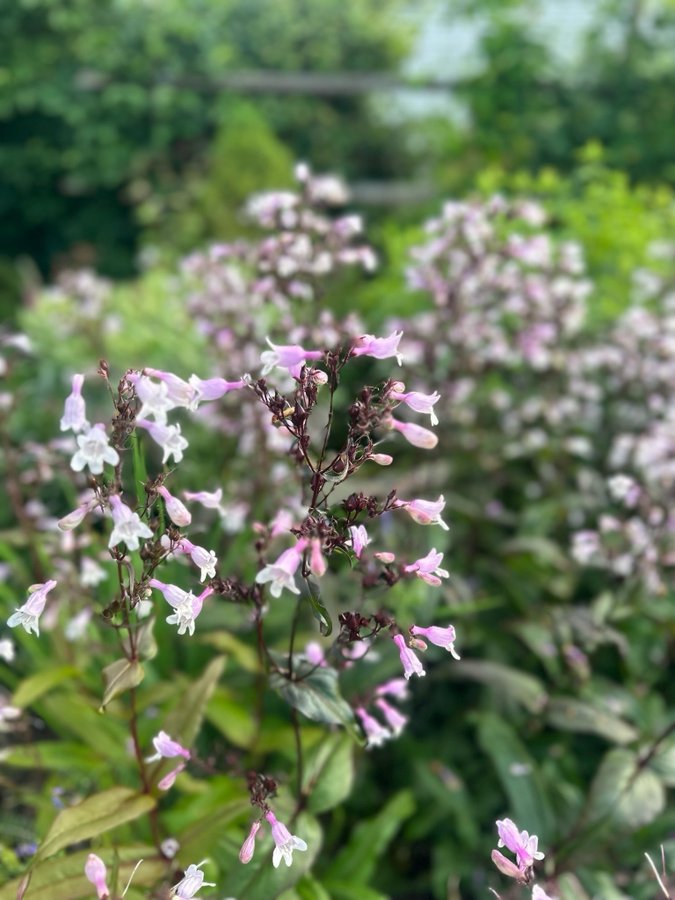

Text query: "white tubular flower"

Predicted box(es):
[108, 495, 153, 551]
[7, 580, 57, 636]
[70, 424, 120, 475]
[137, 419, 189, 464]
[170, 860, 215, 898]
[60, 373, 89, 433]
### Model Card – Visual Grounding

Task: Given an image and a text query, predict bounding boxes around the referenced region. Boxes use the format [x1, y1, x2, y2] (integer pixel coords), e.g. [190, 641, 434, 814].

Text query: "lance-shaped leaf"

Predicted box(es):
[302, 732, 355, 813]
[99, 658, 144, 711]
[12, 666, 80, 708]
[301, 577, 332, 636]
[586, 748, 665, 828]
[546, 697, 637, 744]
[271, 661, 355, 728]
[450, 660, 548, 713]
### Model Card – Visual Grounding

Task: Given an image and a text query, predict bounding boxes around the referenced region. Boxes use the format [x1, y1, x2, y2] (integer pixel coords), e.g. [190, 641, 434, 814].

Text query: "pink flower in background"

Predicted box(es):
[183, 488, 223, 510]
[131, 374, 174, 423]
[170, 860, 215, 898]
[255, 539, 309, 597]
[265, 811, 308, 868]
[348, 524, 370, 558]
[70, 423, 119, 475]
[7, 580, 57, 636]
[395, 495, 449, 530]
[393, 633, 426, 680]
[145, 730, 191, 762]
[239, 820, 262, 864]
[60, 373, 89, 433]
[410, 624, 460, 660]
[356, 706, 391, 747]
[389, 417, 439, 449]
[260, 339, 323, 378]
[188, 375, 246, 403]
[375, 678, 410, 701]
[374, 697, 408, 736]
[157, 485, 192, 527]
[143, 368, 196, 408]
[108, 495, 153, 551]
[491, 849, 525, 882]
[532, 886, 556, 900]
[496, 818, 545, 872]
[391, 386, 441, 426]
[309, 538, 327, 576]
[136, 419, 189, 464]
[58, 496, 97, 531]
[304, 641, 327, 667]
[404, 549, 449, 586]
[158, 762, 187, 791]
[351, 330, 403, 365]
[84, 853, 109, 899]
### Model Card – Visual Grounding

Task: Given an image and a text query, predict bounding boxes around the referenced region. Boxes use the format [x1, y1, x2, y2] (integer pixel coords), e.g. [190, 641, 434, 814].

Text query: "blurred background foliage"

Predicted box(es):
[3, 1, 675, 898]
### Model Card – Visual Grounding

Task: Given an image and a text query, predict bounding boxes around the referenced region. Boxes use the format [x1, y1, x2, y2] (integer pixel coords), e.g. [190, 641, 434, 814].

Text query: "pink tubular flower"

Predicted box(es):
[84, 853, 109, 899]
[174, 539, 217, 582]
[356, 706, 391, 748]
[351, 330, 403, 365]
[158, 762, 187, 791]
[395, 495, 449, 530]
[239, 820, 262, 864]
[58, 497, 96, 531]
[145, 730, 191, 762]
[376, 678, 410, 701]
[389, 417, 438, 449]
[348, 524, 370, 558]
[143, 368, 196, 408]
[170, 860, 215, 898]
[108, 495, 153, 551]
[309, 538, 327, 576]
[496, 818, 545, 872]
[183, 487, 223, 510]
[375, 697, 408, 737]
[60, 374, 89, 433]
[410, 624, 460, 660]
[392, 388, 441, 426]
[491, 848, 526, 882]
[393, 633, 426, 680]
[255, 538, 309, 597]
[304, 641, 327, 667]
[136, 418, 188, 464]
[188, 375, 246, 403]
[375, 551, 396, 563]
[130, 373, 173, 423]
[157, 486, 192, 527]
[370, 452, 393, 465]
[7, 580, 57, 636]
[260, 338, 324, 378]
[265, 811, 308, 868]
[149, 579, 213, 635]
[404, 548, 449, 586]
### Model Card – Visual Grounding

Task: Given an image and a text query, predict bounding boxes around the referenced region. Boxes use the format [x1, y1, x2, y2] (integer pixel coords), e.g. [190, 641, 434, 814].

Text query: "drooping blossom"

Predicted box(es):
[183, 488, 223, 510]
[265, 811, 308, 868]
[496, 817, 545, 872]
[260, 338, 324, 378]
[170, 860, 215, 898]
[174, 539, 218, 582]
[136, 419, 189, 464]
[60, 374, 89, 433]
[375, 698, 408, 736]
[351, 330, 403, 365]
[410, 624, 460, 660]
[391, 385, 441, 425]
[309, 538, 327, 576]
[348, 524, 370, 558]
[108, 495, 153, 551]
[393, 633, 426, 680]
[239, 820, 262, 864]
[131, 374, 174, 424]
[70, 424, 119, 475]
[143, 368, 196, 408]
[7, 580, 57, 636]
[395, 495, 449, 530]
[84, 853, 109, 899]
[158, 762, 186, 791]
[57, 496, 97, 532]
[375, 678, 410, 701]
[404, 549, 449, 586]
[255, 539, 309, 597]
[148, 580, 213, 636]
[145, 730, 191, 762]
[388, 417, 439, 449]
[491, 848, 526, 882]
[356, 706, 391, 748]
[188, 374, 246, 403]
[156, 485, 192, 527]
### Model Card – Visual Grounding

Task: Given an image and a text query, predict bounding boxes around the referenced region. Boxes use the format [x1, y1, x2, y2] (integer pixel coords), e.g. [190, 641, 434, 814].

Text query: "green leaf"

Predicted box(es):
[219, 812, 321, 900]
[271, 663, 355, 728]
[0, 741, 102, 773]
[502, 536, 571, 570]
[546, 697, 638, 744]
[323, 790, 415, 885]
[0, 846, 164, 900]
[11, 666, 80, 708]
[35, 787, 156, 861]
[587, 748, 666, 828]
[647, 738, 675, 786]
[475, 711, 555, 842]
[130, 430, 148, 507]
[122, 617, 158, 661]
[284, 875, 332, 900]
[302, 732, 354, 813]
[206, 687, 257, 749]
[302, 577, 332, 636]
[201, 630, 261, 672]
[451, 660, 548, 713]
[178, 798, 251, 862]
[162, 655, 225, 747]
[99, 658, 145, 711]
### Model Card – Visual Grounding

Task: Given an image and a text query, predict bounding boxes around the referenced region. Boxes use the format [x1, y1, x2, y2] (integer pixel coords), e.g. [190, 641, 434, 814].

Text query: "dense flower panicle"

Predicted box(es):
[239, 820, 262, 864]
[496, 818, 545, 872]
[351, 330, 403, 365]
[265, 811, 308, 868]
[395, 495, 449, 530]
[348, 524, 370, 558]
[70, 423, 120, 475]
[145, 730, 191, 762]
[389, 417, 439, 449]
[404, 549, 449, 586]
[393, 633, 426, 680]
[255, 539, 309, 597]
[356, 706, 391, 747]
[410, 624, 460, 660]
[84, 853, 109, 899]
[374, 697, 408, 736]
[157, 486, 192, 527]
[60, 373, 89, 433]
[170, 860, 215, 898]
[260, 338, 324, 378]
[136, 419, 189, 464]
[108, 495, 153, 551]
[7, 580, 57, 636]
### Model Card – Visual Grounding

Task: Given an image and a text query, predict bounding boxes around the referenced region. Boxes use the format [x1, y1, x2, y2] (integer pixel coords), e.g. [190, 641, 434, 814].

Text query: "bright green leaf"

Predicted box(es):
[12, 666, 80, 708]
[547, 697, 638, 744]
[100, 658, 144, 711]
[302, 732, 354, 813]
[271, 662, 355, 729]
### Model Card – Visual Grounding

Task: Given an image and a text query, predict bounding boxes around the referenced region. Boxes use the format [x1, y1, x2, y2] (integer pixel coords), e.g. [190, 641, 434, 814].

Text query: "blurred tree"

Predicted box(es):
[0, 0, 413, 287]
